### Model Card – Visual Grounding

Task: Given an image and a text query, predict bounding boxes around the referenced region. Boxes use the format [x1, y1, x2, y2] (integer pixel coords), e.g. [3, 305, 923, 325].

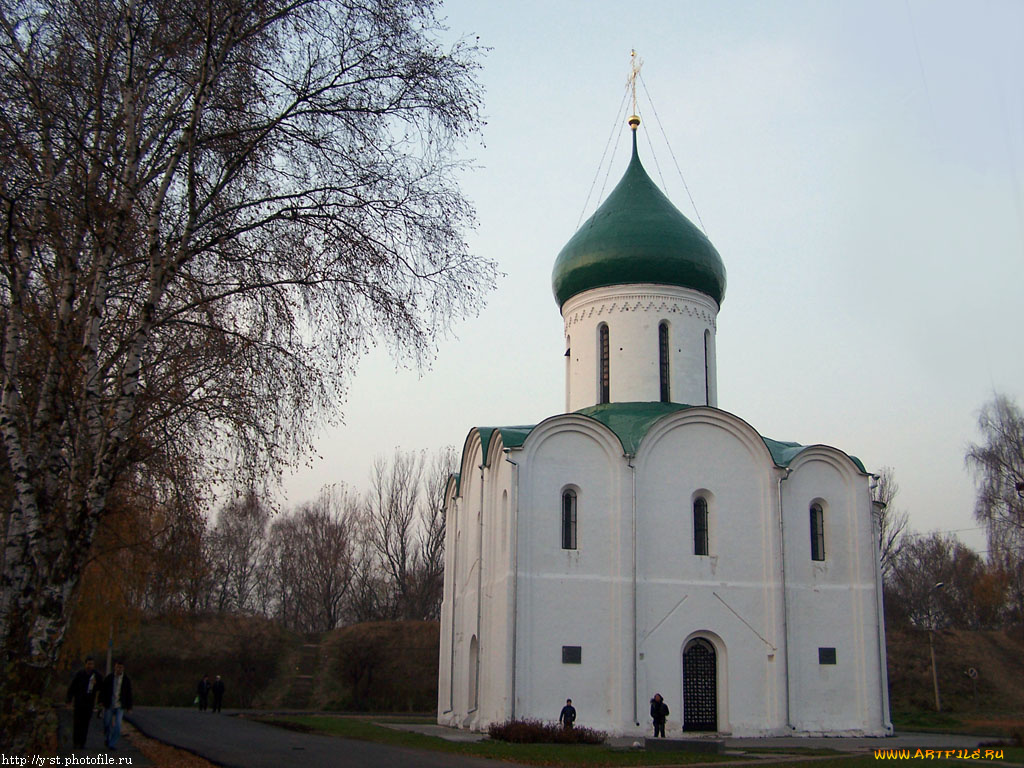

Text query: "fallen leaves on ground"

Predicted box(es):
[123, 723, 217, 768]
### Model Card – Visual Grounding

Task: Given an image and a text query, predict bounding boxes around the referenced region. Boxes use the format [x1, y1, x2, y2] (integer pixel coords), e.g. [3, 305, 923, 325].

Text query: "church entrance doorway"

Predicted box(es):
[682, 638, 717, 731]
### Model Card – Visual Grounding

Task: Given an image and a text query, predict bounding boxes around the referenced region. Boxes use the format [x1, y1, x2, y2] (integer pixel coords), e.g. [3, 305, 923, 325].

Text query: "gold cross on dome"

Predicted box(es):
[628, 49, 644, 128]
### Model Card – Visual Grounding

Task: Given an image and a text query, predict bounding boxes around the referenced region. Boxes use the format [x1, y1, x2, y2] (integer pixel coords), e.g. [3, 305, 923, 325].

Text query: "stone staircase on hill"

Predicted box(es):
[280, 634, 323, 709]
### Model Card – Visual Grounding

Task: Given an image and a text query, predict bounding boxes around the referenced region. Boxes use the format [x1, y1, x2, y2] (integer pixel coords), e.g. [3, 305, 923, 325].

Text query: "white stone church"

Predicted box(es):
[438, 117, 892, 737]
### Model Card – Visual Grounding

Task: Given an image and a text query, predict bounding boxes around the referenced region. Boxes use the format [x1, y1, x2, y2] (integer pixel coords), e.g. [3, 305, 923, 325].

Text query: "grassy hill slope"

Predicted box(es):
[887, 627, 1024, 718]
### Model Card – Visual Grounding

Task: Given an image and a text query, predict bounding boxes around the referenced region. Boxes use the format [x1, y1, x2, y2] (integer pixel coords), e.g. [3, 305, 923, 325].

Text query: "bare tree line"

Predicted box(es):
[881, 393, 1024, 631]
[127, 447, 457, 634]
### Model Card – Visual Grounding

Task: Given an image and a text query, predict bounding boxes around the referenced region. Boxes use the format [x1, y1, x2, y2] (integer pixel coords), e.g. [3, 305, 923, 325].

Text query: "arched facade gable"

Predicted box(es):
[634, 406, 776, 469]
[787, 445, 867, 485]
[517, 413, 626, 467]
[457, 429, 487, 498]
[444, 474, 459, 508]
[484, 430, 507, 469]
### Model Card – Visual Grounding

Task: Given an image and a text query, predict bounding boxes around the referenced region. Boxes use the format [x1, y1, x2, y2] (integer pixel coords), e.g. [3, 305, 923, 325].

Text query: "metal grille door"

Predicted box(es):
[683, 639, 717, 731]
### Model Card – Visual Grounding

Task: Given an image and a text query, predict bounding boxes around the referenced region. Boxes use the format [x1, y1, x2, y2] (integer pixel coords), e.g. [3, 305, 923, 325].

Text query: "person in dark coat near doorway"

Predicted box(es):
[196, 674, 211, 711]
[559, 698, 576, 729]
[650, 693, 669, 738]
[211, 675, 225, 712]
[66, 656, 101, 749]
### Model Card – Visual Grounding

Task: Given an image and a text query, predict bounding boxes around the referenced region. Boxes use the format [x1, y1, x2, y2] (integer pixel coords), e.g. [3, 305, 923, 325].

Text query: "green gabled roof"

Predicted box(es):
[761, 437, 866, 473]
[476, 427, 496, 465]
[574, 402, 865, 471]
[461, 403, 864, 487]
[475, 425, 537, 467]
[760, 437, 806, 467]
[576, 401, 690, 455]
[495, 426, 533, 451]
[551, 131, 726, 308]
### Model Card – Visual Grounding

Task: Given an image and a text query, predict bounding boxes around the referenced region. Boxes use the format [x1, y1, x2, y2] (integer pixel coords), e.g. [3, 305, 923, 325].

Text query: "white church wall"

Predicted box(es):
[437, 485, 457, 718]
[439, 432, 485, 727]
[634, 410, 787, 735]
[782, 451, 888, 735]
[439, 430, 525, 730]
[440, 419, 890, 736]
[477, 446, 515, 727]
[513, 417, 632, 733]
[562, 284, 719, 411]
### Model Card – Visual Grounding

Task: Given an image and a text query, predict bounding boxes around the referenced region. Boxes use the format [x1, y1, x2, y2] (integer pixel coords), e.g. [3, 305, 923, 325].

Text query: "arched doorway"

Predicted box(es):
[682, 638, 717, 731]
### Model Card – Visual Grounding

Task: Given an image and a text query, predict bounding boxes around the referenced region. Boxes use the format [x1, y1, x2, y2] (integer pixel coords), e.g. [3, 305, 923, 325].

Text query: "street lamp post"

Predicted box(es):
[928, 581, 946, 712]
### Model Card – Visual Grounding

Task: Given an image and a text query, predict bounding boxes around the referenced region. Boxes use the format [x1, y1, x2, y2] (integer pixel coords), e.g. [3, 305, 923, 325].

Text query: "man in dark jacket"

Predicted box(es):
[66, 657, 101, 749]
[558, 698, 576, 729]
[197, 674, 211, 711]
[99, 661, 133, 750]
[211, 675, 225, 712]
[650, 693, 669, 738]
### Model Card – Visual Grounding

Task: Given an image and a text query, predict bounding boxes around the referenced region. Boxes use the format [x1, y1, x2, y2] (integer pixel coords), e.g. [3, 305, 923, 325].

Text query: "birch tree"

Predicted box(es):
[0, 0, 491, 748]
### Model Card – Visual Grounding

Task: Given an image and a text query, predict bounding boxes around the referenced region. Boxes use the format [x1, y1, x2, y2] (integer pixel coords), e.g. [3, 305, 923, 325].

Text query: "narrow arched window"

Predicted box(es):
[693, 497, 709, 556]
[810, 503, 825, 561]
[704, 329, 710, 406]
[659, 322, 670, 402]
[598, 324, 610, 404]
[565, 335, 571, 410]
[562, 490, 577, 550]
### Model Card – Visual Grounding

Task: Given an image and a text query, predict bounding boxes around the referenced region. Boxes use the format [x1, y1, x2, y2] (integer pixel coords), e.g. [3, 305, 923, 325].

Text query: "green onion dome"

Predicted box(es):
[552, 130, 726, 308]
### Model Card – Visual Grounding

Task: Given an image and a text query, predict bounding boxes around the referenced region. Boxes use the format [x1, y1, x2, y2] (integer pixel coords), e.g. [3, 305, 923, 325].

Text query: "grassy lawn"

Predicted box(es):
[254, 715, 993, 768]
[998, 747, 1024, 763]
[892, 712, 973, 734]
[256, 714, 740, 766]
[892, 711, 1024, 739]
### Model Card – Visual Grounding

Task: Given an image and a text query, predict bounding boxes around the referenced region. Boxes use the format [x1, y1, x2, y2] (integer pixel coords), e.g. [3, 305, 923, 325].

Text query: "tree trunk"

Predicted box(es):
[1, 588, 66, 752]
[0, 661, 57, 753]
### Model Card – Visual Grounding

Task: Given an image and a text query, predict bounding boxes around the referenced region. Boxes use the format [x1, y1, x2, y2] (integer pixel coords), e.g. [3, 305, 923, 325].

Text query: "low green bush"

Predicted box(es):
[487, 718, 606, 744]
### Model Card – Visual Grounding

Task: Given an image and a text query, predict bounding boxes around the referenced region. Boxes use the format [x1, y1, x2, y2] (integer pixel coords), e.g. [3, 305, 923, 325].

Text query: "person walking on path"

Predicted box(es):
[99, 660, 133, 750]
[650, 693, 669, 738]
[197, 674, 211, 711]
[558, 698, 576, 730]
[66, 656, 101, 749]
[212, 675, 225, 713]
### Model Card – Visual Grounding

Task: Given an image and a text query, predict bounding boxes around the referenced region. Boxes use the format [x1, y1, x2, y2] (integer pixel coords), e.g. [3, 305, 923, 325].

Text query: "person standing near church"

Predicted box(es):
[211, 675, 225, 712]
[650, 693, 669, 738]
[559, 698, 576, 730]
[99, 660, 133, 750]
[66, 656, 101, 749]
[197, 673, 211, 711]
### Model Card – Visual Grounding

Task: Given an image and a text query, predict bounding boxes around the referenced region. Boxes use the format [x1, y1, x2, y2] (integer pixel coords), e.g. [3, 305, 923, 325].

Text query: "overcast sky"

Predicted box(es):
[279, 0, 1024, 554]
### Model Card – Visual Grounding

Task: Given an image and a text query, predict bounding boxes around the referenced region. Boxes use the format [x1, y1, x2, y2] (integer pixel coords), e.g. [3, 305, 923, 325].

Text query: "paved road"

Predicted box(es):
[128, 708, 515, 768]
[56, 707, 152, 766]
[127, 707, 1008, 768]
